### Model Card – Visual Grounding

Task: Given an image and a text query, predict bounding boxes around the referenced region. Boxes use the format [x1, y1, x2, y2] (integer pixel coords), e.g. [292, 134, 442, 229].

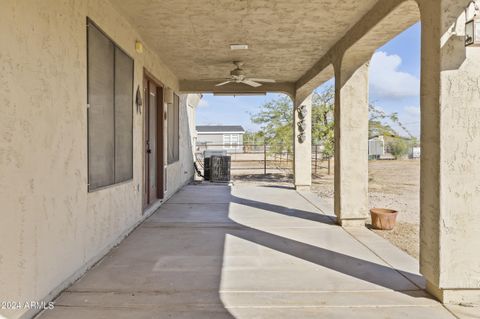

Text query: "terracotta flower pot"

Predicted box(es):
[370, 208, 398, 230]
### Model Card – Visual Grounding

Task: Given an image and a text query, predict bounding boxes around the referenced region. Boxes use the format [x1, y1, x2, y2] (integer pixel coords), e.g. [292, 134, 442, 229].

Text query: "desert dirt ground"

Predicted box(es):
[231, 157, 420, 259]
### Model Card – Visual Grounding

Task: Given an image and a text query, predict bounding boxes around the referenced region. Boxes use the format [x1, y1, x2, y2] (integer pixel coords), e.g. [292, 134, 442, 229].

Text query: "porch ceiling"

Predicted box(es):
[110, 0, 378, 83]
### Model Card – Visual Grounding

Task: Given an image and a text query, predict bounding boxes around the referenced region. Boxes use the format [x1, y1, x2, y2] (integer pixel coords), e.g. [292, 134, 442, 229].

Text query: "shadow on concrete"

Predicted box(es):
[258, 184, 296, 190]
[232, 173, 293, 183]
[231, 194, 335, 225]
[228, 192, 423, 294]
[42, 184, 427, 318]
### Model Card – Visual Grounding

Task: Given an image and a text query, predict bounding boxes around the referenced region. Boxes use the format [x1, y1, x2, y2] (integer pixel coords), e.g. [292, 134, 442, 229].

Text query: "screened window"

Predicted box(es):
[167, 94, 180, 164]
[87, 19, 133, 191]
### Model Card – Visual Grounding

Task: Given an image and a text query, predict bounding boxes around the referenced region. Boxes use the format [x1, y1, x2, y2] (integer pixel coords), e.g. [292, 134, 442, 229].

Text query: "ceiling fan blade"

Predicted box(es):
[247, 78, 276, 83]
[215, 80, 233, 86]
[197, 78, 231, 81]
[242, 80, 262, 87]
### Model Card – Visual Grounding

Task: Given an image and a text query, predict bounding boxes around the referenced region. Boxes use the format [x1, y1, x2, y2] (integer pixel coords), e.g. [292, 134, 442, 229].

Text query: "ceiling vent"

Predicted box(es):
[230, 44, 249, 50]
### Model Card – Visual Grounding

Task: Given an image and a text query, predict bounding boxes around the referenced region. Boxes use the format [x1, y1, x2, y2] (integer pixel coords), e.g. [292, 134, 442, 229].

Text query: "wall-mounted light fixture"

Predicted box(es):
[466, 17, 480, 46]
[135, 40, 144, 53]
[466, 1, 480, 46]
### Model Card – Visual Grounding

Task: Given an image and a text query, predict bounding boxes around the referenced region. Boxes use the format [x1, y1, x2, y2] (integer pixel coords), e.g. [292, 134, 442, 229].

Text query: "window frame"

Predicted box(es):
[86, 18, 134, 192]
[223, 134, 239, 149]
[167, 93, 180, 164]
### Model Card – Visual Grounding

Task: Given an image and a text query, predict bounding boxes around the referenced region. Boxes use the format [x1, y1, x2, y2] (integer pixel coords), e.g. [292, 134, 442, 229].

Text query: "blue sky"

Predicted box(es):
[196, 22, 421, 137]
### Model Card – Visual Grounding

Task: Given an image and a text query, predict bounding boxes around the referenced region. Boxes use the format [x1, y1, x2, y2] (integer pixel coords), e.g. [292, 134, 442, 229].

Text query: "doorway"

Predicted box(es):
[143, 72, 165, 210]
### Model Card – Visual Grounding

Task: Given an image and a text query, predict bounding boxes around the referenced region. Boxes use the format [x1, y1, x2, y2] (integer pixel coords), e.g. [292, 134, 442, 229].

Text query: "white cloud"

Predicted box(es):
[197, 98, 209, 108]
[404, 105, 420, 116]
[369, 51, 419, 98]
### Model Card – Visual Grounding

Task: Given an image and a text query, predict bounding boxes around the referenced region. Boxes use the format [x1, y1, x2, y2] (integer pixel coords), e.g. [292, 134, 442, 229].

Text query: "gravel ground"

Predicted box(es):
[232, 159, 421, 259]
[366, 160, 420, 259]
[309, 160, 420, 259]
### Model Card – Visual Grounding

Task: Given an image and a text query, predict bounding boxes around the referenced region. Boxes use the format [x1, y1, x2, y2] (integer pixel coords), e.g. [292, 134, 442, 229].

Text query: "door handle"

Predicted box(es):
[146, 140, 151, 154]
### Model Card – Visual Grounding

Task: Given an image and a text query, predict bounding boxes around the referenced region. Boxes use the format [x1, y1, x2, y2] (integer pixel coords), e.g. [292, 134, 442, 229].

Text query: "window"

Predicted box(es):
[168, 93, 180, 163]
[87, 19, 133, 191]
[223, 134, 239, 149]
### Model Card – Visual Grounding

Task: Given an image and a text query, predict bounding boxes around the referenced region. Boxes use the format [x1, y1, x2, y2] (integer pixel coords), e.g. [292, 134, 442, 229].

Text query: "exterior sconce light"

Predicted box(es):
[465, 17, 480, 46]
[297, 105, 308, 143]
[135, 40, 144, 53]
[466, 1, 480, 46]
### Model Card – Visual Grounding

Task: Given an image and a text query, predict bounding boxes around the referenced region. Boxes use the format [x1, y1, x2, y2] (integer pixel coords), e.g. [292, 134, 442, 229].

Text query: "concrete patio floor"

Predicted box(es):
[37, 183, 471, 318]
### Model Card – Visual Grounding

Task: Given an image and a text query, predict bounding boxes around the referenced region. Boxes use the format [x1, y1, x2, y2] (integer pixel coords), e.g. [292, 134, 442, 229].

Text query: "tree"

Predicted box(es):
[250, 88, 335, 155]
[312, 86, 335, 157]
[243, 130, 265, 145]
[249, 88, 416, 160]
[250, 95, 293, 153]
[369, 103, 415, 139]
[387, 138, 409, 159]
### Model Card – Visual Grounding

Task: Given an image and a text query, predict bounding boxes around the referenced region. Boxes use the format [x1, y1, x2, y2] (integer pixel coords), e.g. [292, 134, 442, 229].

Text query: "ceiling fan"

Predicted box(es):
[215, 61, 276, 87]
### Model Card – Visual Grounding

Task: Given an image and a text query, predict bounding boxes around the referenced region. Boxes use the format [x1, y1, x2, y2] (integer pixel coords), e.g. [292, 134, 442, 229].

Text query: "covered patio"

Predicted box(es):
[38, 183, 464, 318]
[2, 1, 480, 318]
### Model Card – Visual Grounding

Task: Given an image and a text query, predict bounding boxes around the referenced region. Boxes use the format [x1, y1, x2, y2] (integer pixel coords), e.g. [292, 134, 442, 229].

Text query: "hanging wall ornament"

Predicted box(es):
[296, 104, 308, 143]
[297, 121, 307, 132]
[298, 105, 308, 119]
[135, 85, 143, 114]
[298, 133, 306, 143]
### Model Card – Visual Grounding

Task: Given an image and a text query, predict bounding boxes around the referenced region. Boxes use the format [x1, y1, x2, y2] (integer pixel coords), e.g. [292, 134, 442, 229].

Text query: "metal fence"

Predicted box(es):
[195, 143, 332, 177]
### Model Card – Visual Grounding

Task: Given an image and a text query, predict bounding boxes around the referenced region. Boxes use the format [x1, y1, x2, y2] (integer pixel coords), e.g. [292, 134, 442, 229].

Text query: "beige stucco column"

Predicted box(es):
[293, 92, 312, 190]
[334, 61, 369, 227]
[419, 0, 480, 304]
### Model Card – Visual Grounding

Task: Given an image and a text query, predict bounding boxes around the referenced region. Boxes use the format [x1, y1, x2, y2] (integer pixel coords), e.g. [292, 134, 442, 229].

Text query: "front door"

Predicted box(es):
[143, 75, 164, 210]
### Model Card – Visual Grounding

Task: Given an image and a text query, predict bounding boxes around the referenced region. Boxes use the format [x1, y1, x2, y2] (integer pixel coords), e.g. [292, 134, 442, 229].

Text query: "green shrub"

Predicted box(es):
[388, 138, 409, 159]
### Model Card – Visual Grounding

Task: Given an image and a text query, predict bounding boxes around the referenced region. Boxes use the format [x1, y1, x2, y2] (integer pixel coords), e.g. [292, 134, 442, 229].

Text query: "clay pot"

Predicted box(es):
[370, 208, 398, 230]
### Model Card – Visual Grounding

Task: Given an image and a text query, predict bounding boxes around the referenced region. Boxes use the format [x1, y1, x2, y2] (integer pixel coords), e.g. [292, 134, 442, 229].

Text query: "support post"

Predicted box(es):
[334, 61, 369, 227]
[263, 142, 267, 175]
[419, 0, 480, 304]
[293, 93, 313, 190]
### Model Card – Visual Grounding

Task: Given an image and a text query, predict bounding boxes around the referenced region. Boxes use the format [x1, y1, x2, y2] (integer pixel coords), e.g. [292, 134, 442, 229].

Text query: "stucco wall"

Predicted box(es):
[164, 95, 197, 198]
[197, 133, 244, 145]
[0, 1, 194, 318]
[197, 133, 225, 145]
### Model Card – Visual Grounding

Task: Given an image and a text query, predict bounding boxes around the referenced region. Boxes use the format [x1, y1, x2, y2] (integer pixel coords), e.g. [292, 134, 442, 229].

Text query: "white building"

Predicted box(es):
[196, 125, 245, 152]
[368, 136, 385, 159]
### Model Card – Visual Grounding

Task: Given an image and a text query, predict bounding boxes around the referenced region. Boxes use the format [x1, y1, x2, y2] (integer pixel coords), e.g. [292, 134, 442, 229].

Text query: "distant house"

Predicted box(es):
[196, 125, 245, 151]
[368, 136, 385, 159]
[410, 146, 421, 159]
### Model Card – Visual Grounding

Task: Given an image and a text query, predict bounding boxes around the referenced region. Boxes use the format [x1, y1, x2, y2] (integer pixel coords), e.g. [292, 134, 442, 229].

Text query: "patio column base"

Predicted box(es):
[337, 218, 366, 227]
[426, 281, 480, 305]
[295, 185, 311, 191]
